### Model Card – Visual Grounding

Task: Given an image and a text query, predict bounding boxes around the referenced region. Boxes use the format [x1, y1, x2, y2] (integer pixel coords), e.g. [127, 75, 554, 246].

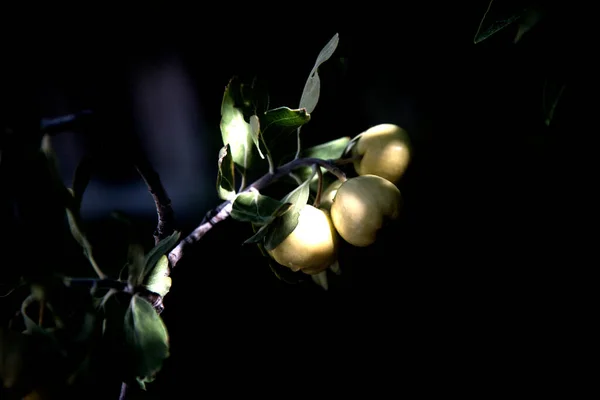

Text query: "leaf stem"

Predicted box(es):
[168, 156, 346, 268]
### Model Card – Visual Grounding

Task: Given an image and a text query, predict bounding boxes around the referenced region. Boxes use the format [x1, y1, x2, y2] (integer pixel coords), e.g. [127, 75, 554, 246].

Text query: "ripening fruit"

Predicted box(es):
[352, 123, 411, 184]
[330, 174, 402, 247]
[268, 205, 338, 275]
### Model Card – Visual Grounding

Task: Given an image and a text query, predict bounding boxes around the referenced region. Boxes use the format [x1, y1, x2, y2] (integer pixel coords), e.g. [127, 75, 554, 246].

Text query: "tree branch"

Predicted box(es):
[168, 157, 346, 269]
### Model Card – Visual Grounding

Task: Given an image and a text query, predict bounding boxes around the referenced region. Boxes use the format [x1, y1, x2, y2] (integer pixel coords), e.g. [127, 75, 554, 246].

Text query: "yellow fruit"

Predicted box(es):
[318, 179, 344, 211]
[268, 205, 338, 275]
[330, 174, 402, 247]
[352, 123, 411, 184]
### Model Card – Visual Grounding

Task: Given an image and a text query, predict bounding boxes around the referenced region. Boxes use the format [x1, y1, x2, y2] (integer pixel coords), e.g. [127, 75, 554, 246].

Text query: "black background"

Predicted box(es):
[1, 3, 591, 398]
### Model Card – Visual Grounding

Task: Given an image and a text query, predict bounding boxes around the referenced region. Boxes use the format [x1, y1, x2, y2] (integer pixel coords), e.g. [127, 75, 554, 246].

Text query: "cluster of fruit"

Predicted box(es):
[267, 123, 411, 276]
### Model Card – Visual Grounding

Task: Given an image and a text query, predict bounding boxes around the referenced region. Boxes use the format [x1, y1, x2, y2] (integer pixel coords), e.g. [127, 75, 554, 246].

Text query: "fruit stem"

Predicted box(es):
[312, 165, 324, 207]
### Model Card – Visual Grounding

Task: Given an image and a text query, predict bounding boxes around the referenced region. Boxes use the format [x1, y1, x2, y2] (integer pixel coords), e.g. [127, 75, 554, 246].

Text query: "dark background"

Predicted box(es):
[1, 3, 590, 398]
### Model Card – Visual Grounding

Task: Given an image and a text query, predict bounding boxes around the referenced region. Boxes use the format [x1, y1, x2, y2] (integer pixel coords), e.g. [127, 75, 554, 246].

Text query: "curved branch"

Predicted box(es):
[134, 156, 175, 245]
[168, 157, 346, 268]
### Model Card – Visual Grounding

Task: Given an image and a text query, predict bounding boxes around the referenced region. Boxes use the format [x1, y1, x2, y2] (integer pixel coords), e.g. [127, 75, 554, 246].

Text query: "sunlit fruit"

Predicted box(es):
[268, 205, 338, 275]
[352, 123, 411, 184]
[330, 174, 402, 247]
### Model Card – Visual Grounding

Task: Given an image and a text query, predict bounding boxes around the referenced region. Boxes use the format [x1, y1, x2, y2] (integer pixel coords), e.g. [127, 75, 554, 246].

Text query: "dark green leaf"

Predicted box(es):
[299, 33, 340, 114]
[231, 191, 291, 225]
[127, 243, 146, 288]
[473, 0, 529, 44]
[65, 189, 102, 277]
[143, 255, 172, 297]
[216, 144, 236, 201]
[543, 80, 567, 126]
[296, 136, 351, 182]
[261, 107, 311, 132]
[143, 231, 181, 279]
[72, 156, 93, 207]
[220, 78, 256, 170]
[264, 169, 316, 251]
[20, 295, 40, 333]
[123, 295, 169, 388]
[240, 77, 270, 115]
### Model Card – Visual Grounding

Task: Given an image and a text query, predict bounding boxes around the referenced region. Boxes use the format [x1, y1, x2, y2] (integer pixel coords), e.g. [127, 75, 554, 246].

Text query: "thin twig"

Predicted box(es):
[134, 156, 175, 245]
[168, 157, 346, 269]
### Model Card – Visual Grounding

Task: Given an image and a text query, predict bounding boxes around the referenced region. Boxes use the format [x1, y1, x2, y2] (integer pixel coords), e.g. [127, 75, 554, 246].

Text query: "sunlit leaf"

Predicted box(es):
[299, 33, 340, 114]
[216, 144, 236, 200]
[143, 231, 181, 278]
[220, 78, 256, 171]
[264, 169, 316, 251]
[231, 191, 292, 225]
[249, 115, 265, 159]
[123, 295, 169, 388]
[143, 255, 172, 297]
[474, 0, 529, 44]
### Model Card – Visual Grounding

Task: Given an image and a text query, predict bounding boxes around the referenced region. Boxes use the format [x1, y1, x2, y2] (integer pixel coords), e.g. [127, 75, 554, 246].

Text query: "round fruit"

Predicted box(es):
[318, 179, 343, 211]
[352, 123, 411, 184]
[268, 205, 338, 275]
[330, 174, 402, 247]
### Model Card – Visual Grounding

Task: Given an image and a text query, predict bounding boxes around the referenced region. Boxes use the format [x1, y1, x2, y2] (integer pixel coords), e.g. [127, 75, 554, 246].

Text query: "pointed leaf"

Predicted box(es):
[261, 107, 311, 132]
[220, 78, 255, 170]
[123, 295, 169, 386]
[299, 33, 340, 114]
[264, 169, 316, 251]
[543, 80, 567, 126]
[296, 136, 351, 182]
[72, 156, 93, 207]
[127, 243, 146, 288]
[231, 191, 291, 224]
[143, 231, 181, 278]
[143, 255, 172, 297]
[249, 115, 265, 159]
[474, 0, 528, 44]
[216, 144, 236, 201]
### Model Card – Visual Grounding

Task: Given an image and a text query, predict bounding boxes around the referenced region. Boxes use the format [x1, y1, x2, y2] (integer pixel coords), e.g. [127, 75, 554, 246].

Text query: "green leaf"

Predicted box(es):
[231, 191, 292, 225]
[473, 0, 529, 44]
[249, 115, 265, 159]
[296, 136, 350, 182]
[261, 107, 311, 132]
[127, 242, 146, 288]
[220, 78, 256, 171]
[143, 256, 172, 297]
[65, 189, 102, 277]
[543, 80, 567, 127]
[264, 169, 316, 251]
[216, 144, 236, 201]
[299, 33, 340, 114]
[20, 295, 40, 333]
[123, 295, 169, 388]
[143, 231, 181, 279]
[259, 107, 312, 166]
[72, 156, 93, 207]
[240, 77, 270, 115]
